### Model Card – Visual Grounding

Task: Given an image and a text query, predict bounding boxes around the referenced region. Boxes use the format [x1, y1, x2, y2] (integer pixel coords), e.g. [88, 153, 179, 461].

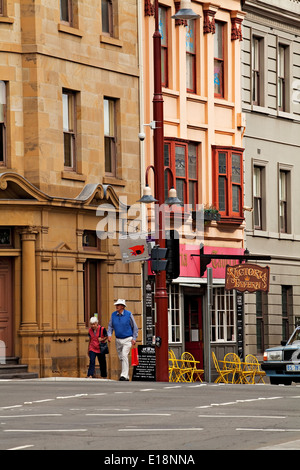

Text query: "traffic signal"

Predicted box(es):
[150, 245, 168, 273]
[166, 230, 180, 279]
[200, 245, 211, 277]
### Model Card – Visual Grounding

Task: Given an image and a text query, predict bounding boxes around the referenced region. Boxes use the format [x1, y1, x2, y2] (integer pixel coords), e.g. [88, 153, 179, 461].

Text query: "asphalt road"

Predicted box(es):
[1, 378, 300, 453]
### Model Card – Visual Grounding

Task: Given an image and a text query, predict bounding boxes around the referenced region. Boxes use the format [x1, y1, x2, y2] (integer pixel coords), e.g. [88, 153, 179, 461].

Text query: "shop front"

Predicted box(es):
[169, 244, 245, 376]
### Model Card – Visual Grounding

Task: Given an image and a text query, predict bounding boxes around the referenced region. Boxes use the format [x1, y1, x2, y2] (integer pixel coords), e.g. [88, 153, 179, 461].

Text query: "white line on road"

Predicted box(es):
[237, 428, 300, 432]
[0, 414, 62, 418]
[7, 445, 35, 450]
[119, 428, 203, 432]
[4, 429, 87, 433]
[198, 415, 285, 419]
[86, 413, 171, 416]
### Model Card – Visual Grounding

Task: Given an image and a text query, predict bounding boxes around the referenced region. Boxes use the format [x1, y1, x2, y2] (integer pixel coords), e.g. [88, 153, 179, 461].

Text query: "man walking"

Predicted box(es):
[107, 299, 138, 381]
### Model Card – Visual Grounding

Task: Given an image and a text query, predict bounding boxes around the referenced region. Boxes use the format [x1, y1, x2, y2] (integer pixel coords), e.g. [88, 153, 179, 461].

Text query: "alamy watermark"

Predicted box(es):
[95, 197, 205, 243]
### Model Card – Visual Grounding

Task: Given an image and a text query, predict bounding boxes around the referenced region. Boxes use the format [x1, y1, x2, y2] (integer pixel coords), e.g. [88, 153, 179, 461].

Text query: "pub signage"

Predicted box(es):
[225, 263, 270, 293]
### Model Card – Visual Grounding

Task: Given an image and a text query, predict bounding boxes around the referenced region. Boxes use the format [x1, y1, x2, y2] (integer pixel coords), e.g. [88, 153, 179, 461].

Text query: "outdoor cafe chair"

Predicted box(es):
[212, 352, 232, 384]
[244, 354, 266, 384]
[181, 352, 204, 382]
[169, 350, 191, 382]
[222, 353, 243, 384]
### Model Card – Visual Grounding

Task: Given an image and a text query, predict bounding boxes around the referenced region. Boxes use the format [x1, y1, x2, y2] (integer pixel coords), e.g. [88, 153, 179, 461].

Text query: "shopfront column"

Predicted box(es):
[21, 227, 38, 329]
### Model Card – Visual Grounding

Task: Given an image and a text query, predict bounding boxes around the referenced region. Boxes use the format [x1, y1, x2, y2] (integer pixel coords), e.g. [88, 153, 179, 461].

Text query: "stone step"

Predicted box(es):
[0, 358, 38, 379]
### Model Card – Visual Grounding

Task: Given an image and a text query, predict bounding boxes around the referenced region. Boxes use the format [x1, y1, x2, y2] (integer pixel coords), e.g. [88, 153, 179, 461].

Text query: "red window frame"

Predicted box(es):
[164, 140, 198, 209]
[212, 146, 244, 221]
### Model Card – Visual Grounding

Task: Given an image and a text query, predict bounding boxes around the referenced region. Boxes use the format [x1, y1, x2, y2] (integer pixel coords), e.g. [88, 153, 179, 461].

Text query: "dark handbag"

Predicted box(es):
[100, 326, 109, 354]
[100, 341, 109, 355]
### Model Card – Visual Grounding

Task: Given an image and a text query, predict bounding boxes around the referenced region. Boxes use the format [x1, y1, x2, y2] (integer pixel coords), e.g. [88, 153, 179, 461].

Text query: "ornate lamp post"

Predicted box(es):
[151, 0, 199, 381]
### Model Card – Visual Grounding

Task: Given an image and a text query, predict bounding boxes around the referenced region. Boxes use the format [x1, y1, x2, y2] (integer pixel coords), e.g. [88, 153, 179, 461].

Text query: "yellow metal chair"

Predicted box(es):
[223, 353, 243, 383]
[169, 350, 190, 382]
[181, 352, 204, 382]
[244, 354, 266, 384]
[212, 352, 232, 384]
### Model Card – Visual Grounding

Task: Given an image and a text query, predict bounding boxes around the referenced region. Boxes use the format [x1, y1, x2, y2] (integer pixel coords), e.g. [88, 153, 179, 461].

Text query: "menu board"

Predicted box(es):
[132, 345, 156, 381]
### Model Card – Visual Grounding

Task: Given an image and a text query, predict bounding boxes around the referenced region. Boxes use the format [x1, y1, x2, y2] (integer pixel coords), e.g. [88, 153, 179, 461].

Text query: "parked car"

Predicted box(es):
[262, 327, 300, 385]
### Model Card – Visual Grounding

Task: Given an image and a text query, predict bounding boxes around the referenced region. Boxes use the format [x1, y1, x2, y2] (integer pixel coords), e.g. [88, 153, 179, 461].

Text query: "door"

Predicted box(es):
[0, 258, 13, 357]
[184, 296, 203, 366]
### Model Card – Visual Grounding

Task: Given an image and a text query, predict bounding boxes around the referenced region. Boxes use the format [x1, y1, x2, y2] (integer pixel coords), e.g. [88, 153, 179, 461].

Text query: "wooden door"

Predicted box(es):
[184, 296, 203, 366]
[0, 258, 13, 357]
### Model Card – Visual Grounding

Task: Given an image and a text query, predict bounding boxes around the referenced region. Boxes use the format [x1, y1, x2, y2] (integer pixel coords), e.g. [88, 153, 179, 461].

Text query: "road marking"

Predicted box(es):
[119, 427, 203, 432]
[86, 413, 171, 416]
[198, 415, 285, 419]
[197, 396, 283, 409]
[7, 445, 35, 450]
[4, 429, 87, 433]
[237, 428, 300, 432]
[0, 414, 62, 418]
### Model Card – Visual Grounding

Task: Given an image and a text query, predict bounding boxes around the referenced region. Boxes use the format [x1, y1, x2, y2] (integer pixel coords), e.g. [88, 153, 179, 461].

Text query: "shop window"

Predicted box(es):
[63, 89, 77, 170]
[164, 140, 198, 209]
[168, 284, 181, 343]
[211, 288, 235, 343]
[212, 146, 244, 221]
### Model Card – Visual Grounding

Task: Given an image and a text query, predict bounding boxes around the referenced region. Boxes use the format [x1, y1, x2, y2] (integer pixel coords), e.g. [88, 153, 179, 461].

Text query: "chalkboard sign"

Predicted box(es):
[132, 345, 156, 381]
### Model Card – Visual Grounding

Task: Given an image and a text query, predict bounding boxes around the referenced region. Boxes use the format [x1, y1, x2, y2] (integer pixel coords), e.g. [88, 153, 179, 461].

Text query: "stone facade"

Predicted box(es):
[0, 0, 141, 378]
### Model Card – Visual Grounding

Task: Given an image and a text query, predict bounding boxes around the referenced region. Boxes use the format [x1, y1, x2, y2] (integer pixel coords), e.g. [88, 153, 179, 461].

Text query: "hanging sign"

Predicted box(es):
[225, 263, 270, 293]
[119, 236, 150, 263]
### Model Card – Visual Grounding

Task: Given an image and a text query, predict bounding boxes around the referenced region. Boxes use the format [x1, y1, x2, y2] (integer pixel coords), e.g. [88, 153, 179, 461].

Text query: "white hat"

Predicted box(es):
[114, 298, 126, 307]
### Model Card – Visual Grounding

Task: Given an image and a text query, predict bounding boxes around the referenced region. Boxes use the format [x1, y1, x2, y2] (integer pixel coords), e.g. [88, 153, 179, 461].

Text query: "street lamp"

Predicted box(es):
[171, 0, 200, 20]
[151, 0, 199, 382]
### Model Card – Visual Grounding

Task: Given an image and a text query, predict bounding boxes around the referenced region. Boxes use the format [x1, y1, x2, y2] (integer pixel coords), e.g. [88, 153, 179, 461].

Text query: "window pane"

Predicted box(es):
[214, 60, 223, 96]
[63, 93, 69, 131]
[186, 54, 195, 92]
[218, 176, 226, 212]
[60, 0, 70, 22]
[176, 178, 185, 204]
[232, 185, 240, 212]
[0, 123, 4, 163]
[164, 143, 170, 167]
[186, 20, 195, 53]
[232, 154, 241, 184]
[159, 7, 167, 47]
[188, 144, 197, 179]
[105, 136, 112, 173]
[214, 23, 223, 59]
[218, 153, 226, 174]
[253, 166, 261, 197]
[175, 146, 185, 177]
[64, 133, 72, 167]
[189, 181, 196, 208]
[102, 0, 110, 33]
